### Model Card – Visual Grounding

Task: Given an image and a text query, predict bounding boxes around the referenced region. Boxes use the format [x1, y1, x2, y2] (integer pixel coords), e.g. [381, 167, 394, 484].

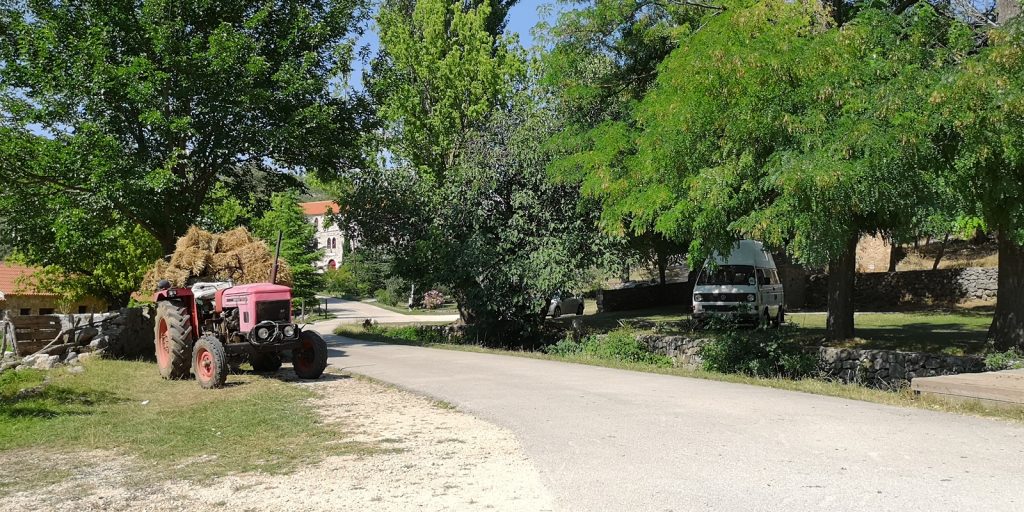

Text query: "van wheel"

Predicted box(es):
[762, 309, 772, 329]
[773, 307, 785, 327]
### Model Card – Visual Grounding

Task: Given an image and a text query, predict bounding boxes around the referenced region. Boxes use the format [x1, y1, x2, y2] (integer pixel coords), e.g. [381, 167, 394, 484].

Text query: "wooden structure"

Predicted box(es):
[8, 315, 62, 356]
[912, 369, 1024, 408]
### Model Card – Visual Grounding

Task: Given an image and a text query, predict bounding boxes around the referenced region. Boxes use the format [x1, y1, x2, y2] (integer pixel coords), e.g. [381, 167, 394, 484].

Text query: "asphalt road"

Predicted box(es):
[315, 334, 1024, 512]
[314, 296, 459, 325]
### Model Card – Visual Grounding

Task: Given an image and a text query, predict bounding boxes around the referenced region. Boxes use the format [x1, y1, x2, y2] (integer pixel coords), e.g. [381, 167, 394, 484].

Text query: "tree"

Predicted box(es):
[368, 0, 523, 176]
[934, 12, 1024, 350]
[549, 1, 969, 340]
[253, 192, 322, 302]
[0, 0, 369, 255]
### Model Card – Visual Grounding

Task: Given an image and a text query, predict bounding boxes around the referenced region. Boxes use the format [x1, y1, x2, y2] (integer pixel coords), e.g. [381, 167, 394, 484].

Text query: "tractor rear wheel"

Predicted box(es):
[293, 331, 328, 380]
[154, 300, 193, 380]
[251, 353, 283, 373]
[193, 335, 228, 389]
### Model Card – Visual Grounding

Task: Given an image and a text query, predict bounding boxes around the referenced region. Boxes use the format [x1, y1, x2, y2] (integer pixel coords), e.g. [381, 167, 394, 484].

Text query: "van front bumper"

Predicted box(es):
[693, 303, 759, 321]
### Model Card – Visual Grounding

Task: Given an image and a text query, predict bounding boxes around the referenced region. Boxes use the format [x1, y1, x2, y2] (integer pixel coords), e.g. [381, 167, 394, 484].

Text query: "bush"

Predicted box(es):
[700, 326, 816, 379]
[373, 288, 400, 307]
[362, 323, 448, 345]
[985, 349, 1024, 371]
[543, 328, 673, 368]
[322, 267, 359, 297]
[422, 289, 445, 309]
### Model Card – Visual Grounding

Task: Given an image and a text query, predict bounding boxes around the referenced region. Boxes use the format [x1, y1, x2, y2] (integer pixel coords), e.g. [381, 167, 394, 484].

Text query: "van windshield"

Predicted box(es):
[697, 265, 756, 286]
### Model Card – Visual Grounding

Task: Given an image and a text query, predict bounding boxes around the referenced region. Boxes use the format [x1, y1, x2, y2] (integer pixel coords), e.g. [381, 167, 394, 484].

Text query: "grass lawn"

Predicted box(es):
[0, 360, 369, 494]
[787, 311, 992, 355]
[334, 325, 1024, 423]
[547, 302, 993, 355]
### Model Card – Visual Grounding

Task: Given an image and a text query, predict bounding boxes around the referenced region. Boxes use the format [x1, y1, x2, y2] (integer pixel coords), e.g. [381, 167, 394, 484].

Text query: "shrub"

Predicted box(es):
[322, 267, 359, 297]
[543, 328, 673, 368]
[985, 349, 1024, 371]
[361, 323, 447, 345]
[700, 326, 816, 379]
[422, 289, 445, 309]
[373, 288, 400, 307]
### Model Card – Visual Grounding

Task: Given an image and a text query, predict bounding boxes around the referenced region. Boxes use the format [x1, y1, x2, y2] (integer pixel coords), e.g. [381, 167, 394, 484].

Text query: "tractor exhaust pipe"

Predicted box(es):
[271, 231, 283, 285]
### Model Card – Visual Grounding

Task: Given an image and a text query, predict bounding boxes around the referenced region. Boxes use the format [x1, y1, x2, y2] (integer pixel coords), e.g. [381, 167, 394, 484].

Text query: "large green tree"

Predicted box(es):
[0, 0, 369, 302]
[549, 1, 970, 340]
[935, 9, 1024, 350]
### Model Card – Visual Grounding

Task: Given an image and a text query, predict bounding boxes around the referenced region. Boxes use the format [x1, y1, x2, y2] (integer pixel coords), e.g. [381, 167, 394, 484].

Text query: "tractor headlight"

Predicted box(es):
[693, 294, 703, 303]
[256, 327, 271, 341]
[746, 294, 756, 302]
[283, 325, 296, 338]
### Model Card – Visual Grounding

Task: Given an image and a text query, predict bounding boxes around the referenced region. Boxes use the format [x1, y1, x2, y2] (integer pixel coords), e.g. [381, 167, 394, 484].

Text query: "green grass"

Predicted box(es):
[334, 324, 1024, 423]
[0, 360, 372, 494]
[787, 311, 992, 354]
[547, 303, 993, 355]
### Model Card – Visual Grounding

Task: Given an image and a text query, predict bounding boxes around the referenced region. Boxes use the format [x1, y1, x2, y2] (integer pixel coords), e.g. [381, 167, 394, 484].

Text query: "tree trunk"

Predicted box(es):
[989, 234, 1024, 351]
[657, 250, 668, 285]
[932, 233, 950, 270]
[997, 0, 1021, 25]
[887, 243, 900, 272]
[826, 235, 858, 341]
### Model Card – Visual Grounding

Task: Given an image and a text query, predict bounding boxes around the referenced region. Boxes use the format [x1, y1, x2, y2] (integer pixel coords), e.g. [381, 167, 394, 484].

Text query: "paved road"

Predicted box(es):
[314, 296, 459, 325]
[313, 333, 1024, 512]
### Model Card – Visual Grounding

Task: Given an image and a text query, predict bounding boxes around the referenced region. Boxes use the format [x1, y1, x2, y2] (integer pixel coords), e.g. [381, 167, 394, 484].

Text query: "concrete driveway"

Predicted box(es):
[314, 297, 459, 325]
[315, 334, 1024, 512]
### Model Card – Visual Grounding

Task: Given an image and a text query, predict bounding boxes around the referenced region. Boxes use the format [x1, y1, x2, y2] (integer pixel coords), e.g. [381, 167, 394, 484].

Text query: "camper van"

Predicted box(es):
[692, 240, 784, 326]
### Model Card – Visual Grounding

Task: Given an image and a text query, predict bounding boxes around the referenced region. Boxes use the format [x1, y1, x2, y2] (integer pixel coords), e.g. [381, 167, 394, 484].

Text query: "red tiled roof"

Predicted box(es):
[300, 201, 341, 216]
[0, 263, 54, 297]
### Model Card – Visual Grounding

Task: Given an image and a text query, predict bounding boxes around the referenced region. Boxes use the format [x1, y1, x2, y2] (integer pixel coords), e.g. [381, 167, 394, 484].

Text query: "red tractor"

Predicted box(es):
[153, 280, 329, 388]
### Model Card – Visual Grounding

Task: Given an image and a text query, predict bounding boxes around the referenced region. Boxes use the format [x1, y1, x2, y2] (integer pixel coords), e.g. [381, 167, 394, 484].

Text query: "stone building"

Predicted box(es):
[0, 263, 107, 316]
[300, 200, 353, 271]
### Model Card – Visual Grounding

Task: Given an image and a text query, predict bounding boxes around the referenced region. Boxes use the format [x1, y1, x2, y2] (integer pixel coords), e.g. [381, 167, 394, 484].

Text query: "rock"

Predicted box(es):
[89, 336, 110, 350]
[77, 352, 94, 363]
[67, 365, 85, 374]
[21, 354, 38, 367]
[33, 355, 60, 370]
[15, 365, 28, 371]
[65, 351, 78, 363]
[0, 360, 19, 372]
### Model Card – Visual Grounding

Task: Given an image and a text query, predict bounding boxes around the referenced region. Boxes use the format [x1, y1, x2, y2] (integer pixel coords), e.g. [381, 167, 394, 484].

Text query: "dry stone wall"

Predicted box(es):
[805, 267, 998, 309]
[638, 333, 987, 389]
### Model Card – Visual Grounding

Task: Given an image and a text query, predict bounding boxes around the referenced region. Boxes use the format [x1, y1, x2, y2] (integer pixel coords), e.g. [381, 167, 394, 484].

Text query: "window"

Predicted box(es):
[314, 218, 319, 231]
[770, 270, 781, 285]
[19, 308, 30, 316]
[78, 305, 88, 314]
[39, 308, 55, 315]
[314, 238, 319, 249]
[696, 265, 755, 286]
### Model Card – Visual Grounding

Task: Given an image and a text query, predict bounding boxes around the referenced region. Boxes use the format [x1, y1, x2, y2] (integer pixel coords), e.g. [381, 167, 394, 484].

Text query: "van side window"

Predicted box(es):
[770, 270, 781, 285]
[756, 269, 770, 285]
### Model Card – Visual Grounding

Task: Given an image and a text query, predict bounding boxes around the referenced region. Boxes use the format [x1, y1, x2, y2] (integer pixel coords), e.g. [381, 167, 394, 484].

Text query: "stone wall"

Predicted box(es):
[638, 333, 987, 389]
[3, 307, 154, 359]
[817, 347, 985, 388]
[805, 267, 998, 309]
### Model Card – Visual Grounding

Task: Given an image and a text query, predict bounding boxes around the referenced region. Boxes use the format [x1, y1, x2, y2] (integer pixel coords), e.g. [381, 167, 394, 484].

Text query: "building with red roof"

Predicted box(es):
[299, 200, 354, 271]
[0, 263, 106, 317]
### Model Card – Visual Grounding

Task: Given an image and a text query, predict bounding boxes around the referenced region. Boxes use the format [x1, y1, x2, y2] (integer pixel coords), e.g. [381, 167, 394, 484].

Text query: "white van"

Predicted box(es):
[692, 240, 785, 326]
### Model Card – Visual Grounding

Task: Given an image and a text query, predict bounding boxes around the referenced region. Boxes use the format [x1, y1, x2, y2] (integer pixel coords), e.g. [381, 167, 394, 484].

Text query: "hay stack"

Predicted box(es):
[176, 226, 219, 253]
[138, 226, 293, 294]
[217, 227, 256, 253]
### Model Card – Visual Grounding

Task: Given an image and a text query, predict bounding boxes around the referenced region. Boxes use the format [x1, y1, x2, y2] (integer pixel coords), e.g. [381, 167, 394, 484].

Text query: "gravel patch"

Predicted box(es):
[0, 374, 553, 511]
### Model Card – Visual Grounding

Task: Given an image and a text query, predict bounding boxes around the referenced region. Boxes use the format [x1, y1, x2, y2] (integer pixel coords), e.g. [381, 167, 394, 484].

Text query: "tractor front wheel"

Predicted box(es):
[154, 300, 193, 380]
[251, 353, 283, 373]
[193, 335, 228, 389]
[293, 331, 328, 380]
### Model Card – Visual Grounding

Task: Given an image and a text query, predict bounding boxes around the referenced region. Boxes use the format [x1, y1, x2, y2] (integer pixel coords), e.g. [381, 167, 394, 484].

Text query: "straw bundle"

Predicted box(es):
[169, 247, 211, 276]
[217, 227, 256, 253]
[176, 226, 218, 252]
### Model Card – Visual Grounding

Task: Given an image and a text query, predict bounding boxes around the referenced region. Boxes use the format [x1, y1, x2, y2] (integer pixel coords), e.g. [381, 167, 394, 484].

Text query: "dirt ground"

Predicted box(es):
[0, 374, 553, 512]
